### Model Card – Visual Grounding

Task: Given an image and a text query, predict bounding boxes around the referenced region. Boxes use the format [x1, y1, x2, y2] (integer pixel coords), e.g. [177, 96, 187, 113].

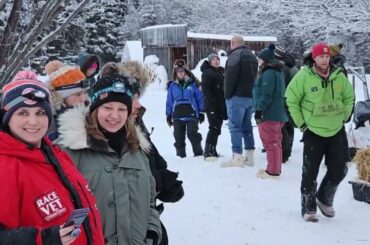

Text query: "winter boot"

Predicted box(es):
[192, 142, 203, 157]
[244, 149, 255, 166]
[256, 169, 279, 179]
[316, 199, 335, 218]
[204, 144, 219, 161]
[176, 147, 186, 158]
[203, 143, 212, 158]
[301, 192, 317, 218]
[221, 153, 245, 168]
[302, 212, 319, 222]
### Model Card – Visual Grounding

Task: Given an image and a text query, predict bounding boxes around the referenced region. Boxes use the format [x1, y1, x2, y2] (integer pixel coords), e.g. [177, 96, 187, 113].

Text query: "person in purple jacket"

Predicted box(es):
[166, 59, 204, 158]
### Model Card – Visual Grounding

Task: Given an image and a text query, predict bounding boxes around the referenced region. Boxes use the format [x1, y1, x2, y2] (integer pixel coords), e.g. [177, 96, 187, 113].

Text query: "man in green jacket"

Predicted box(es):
[285, 42, 354, 222]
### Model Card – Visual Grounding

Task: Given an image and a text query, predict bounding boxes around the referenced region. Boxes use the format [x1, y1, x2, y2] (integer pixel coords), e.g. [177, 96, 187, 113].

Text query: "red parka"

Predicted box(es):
[0, 132, 105, 245]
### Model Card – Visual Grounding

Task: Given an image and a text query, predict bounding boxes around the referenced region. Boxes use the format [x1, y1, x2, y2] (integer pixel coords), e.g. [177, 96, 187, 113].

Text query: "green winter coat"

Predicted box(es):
[253, 66, 288, 122]
[285, 66, 354, 137]
[56, 106, 161, 245]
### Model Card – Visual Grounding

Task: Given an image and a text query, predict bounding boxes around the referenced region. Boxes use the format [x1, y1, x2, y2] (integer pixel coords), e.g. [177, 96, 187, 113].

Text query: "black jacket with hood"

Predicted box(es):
[200, 60, 227, 119]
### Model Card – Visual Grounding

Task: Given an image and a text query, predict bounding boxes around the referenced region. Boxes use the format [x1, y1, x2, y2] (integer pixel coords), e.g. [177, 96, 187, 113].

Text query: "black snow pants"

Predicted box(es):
[173, 119, 203, 157]
[300, 127, 348, 216]
[205, 112, 223, 146]
[281, 120, 295, 162]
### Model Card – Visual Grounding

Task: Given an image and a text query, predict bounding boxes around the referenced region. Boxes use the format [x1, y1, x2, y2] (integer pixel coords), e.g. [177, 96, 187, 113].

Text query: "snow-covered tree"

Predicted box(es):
[0, 0, 89, 86]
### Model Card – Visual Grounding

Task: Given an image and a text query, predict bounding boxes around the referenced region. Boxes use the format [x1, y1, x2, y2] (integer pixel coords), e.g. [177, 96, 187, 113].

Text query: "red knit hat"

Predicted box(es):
[311, 43, 331, 59]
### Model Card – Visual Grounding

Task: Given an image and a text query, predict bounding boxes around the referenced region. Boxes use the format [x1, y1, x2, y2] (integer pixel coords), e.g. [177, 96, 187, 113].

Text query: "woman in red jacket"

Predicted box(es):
[0, 70, 104, 245]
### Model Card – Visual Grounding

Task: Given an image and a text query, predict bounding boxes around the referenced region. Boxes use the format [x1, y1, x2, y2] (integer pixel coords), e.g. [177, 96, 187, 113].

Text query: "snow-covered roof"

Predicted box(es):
[187, 32, 277, 42]
[140, 24, 187, 31]
[122, 41, 143, 63]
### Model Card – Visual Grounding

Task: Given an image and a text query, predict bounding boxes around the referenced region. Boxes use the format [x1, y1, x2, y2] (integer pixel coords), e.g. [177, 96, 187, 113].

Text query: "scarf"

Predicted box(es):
[313, 63, 330, 79]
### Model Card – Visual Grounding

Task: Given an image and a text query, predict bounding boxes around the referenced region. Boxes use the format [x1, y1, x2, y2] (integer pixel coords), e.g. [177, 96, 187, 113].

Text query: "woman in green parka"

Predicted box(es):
[57, 73, 162, 244]
[285, 43, 354, 222]
[253, 44, 288, 178]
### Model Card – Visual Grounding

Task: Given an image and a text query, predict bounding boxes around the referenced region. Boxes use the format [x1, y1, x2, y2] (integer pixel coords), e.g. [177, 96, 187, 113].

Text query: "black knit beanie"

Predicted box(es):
[89, 74, 134, 115]
[258, 43, 276, 63]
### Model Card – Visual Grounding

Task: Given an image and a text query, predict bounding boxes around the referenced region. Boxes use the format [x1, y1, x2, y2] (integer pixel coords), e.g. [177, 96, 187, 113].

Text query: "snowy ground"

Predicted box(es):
[140, 80, 370, 245]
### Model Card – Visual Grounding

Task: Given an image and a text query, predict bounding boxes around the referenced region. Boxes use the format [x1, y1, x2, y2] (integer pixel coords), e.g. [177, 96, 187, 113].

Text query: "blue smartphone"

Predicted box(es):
[63, 208, 90, 228]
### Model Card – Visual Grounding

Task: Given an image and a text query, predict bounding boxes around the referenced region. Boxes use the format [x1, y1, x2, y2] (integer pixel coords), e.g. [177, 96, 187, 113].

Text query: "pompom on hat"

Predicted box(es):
[44, 60, 64, 76]
[48, 66, 87, 99]
[311, 43, 331, 59]
[1, 70, 53, 127]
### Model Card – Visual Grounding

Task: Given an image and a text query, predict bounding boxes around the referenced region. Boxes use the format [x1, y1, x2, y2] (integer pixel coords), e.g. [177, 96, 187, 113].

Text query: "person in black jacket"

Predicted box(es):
[201, 53, 228, 160]
[222, 34, 258, 167]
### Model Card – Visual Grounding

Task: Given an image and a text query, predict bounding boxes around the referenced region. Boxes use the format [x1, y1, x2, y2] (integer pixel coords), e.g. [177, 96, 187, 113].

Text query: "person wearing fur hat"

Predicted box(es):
[47, 65, 90, 141]
[201, 53, 227, 160]
[285, 42, 355, 222]
[166, 59, 204, 158]
[253, 43, 288, 179]
[329, 43, 348, 77]
[115, 61, 184, 245]
[0, 70, 105, 245]
[57, 73, 162, 244]
[170, 59, 200, 87]
[222, 34, 258, 167]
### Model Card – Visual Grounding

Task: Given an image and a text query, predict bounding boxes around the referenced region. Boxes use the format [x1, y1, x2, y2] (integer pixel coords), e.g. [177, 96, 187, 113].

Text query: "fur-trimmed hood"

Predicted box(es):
[118, 61, 150, 88]
[56, 105, 151, 153]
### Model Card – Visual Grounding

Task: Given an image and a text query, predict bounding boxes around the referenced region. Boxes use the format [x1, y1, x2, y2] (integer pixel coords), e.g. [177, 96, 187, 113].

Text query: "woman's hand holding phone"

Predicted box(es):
[60, 224, 77, 245]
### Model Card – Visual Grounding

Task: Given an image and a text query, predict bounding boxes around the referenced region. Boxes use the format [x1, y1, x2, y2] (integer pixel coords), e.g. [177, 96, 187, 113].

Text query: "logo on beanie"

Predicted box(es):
[22, 88, 38, 105]
[323, 47, 328, 53]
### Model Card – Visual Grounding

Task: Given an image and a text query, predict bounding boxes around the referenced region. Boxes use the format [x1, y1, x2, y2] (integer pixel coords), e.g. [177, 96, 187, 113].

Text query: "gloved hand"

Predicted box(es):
[199, 113, 205, 124]
[166, 116, 173, 127]
[41, 226, 62, 244]
[146, 230, 159, 245]
[254, 111, 263, 124]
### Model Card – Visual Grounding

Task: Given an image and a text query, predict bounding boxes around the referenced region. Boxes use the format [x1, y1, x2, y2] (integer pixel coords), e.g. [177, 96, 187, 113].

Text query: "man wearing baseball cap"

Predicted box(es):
[285, 43, 355, 222]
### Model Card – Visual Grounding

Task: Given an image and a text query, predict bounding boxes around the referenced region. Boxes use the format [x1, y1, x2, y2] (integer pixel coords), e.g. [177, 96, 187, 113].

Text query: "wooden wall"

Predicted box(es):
[187, 39, 271, 69]
[141, 25, 187, 48]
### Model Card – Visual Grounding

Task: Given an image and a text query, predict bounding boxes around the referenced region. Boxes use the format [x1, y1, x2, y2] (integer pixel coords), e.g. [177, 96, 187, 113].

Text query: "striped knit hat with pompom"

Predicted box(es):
[1, 70, 53, 127]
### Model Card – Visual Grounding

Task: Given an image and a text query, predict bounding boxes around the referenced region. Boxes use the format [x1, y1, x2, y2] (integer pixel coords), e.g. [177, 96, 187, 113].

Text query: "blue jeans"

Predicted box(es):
[226, 96, 255, 154]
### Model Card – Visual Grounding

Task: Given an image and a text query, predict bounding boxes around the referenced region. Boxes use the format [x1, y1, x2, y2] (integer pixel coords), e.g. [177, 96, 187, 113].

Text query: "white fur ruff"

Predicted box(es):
[57, 105, 88, 149]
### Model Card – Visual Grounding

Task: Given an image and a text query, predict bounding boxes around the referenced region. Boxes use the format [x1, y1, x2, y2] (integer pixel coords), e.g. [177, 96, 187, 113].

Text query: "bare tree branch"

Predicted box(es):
[0, 0, 6, 10]
[0, 0, 89, 86]
[0, 0, 22, 70]
[0, 0, 90, 85]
